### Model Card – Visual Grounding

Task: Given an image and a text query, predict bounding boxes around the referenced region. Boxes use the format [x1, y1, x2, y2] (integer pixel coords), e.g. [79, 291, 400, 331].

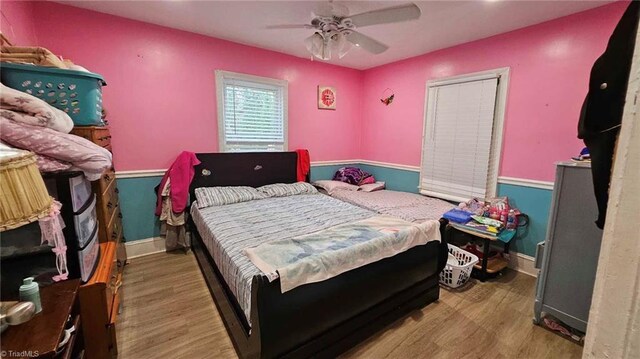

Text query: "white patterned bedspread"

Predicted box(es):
[329, 190, 455, 223]
[190, 194, 374, 323]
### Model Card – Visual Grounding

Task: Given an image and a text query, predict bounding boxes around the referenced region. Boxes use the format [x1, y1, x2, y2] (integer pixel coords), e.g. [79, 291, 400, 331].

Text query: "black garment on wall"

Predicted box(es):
[578, 1, 639, 229]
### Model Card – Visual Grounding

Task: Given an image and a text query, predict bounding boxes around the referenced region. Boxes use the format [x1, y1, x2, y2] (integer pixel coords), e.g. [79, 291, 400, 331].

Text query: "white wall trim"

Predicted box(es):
[310, 159, 360, 166]
[497, 176, 554, 190]
[507, 252, 537, 278]
[116, 169, 166, 179]
[359, 160, 421, 172]
[115, 163, 555, 193]
[125, 237, 166, 258]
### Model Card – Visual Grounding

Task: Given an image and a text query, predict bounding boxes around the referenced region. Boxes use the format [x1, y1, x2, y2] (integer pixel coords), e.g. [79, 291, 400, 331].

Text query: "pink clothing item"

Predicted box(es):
[155, 151, 201, 216]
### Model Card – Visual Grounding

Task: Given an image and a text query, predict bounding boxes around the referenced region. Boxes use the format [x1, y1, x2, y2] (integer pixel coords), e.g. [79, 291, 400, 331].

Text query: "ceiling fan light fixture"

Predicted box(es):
[304, 32, 325, 59]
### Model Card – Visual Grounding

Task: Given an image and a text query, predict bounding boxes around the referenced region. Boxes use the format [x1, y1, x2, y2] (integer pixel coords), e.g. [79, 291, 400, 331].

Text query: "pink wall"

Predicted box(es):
[27, 2, 363, 170]
[3, 2, 627, 181]
[0, 1, 38, 45]
[360, 2, 627, 181]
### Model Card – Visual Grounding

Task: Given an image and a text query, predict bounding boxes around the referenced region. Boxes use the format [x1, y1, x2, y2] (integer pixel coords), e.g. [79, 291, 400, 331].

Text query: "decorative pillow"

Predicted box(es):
[258, 182, 318, 198]
[332, 166, 374, 185]
[359, 181, 386, 192]
[195, 186, 265, 208]
[313, 180, 359, 195]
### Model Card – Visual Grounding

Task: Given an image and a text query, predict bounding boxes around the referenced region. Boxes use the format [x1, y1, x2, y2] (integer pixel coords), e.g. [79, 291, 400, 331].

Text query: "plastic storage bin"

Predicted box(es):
[439, 244, 479, 288]
[0, 62, 106, 125]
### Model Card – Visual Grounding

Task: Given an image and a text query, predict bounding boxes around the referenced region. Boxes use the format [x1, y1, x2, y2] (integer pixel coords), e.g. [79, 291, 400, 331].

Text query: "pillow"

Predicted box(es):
[258, 182, 318, 198]
[332, 166, 374, 185]
[359, 181, 386, 192]
[313, 180, 359, 195]
[195, 186, 265, 208]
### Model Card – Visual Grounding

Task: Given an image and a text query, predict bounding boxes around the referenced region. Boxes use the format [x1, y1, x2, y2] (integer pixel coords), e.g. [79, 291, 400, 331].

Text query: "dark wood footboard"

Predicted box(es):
[190, 217, 450, 359]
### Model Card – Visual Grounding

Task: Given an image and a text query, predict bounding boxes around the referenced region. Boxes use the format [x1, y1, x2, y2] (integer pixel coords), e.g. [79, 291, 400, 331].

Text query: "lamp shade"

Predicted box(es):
[0, 150, 52, 232]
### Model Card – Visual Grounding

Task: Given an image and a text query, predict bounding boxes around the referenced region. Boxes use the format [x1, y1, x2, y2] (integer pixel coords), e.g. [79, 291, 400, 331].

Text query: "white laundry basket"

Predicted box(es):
[439, 244, 479, 288]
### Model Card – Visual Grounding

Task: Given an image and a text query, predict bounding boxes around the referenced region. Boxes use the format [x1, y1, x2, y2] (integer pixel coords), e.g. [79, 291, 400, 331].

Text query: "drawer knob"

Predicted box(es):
[107, 202, 113, 209]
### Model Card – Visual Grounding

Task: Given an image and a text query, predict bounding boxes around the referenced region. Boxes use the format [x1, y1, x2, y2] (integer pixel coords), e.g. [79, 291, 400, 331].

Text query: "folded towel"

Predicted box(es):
[1, 46, 68, 69]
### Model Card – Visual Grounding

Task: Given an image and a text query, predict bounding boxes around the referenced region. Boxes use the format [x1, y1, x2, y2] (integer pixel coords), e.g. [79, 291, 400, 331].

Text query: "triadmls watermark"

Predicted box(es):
[2, 350, 40, 357]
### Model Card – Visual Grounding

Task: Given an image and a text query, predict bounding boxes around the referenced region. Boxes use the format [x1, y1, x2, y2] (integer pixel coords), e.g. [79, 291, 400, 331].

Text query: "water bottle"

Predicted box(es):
[500, 209, 508, 224]
[506, 210, 517, 230]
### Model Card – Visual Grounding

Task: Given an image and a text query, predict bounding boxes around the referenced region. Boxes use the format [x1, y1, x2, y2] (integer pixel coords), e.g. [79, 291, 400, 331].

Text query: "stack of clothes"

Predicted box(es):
[1, 46, 68, 69]
[0, 82, 112, 180]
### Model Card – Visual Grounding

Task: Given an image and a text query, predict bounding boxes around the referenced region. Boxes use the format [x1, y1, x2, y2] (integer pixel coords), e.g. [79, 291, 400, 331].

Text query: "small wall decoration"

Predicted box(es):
[318, 86, 336, 110]
[380, 88, 394, 106]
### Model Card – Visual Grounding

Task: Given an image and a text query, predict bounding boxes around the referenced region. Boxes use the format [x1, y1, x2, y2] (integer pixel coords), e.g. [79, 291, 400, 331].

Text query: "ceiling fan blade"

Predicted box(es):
[266, 24, 313, 30]
[348, 3, 421, 28]
[345, 30, 388, 54]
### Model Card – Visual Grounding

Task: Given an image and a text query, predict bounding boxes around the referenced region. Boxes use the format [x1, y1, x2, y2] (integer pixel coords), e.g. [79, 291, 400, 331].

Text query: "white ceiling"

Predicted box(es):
[57, 0, 613, 70]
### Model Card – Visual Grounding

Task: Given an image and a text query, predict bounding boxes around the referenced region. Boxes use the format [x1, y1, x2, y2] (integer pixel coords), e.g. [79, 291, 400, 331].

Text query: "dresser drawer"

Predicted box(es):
[99, 181, 119, 223]
[107, 205, 122, 242]
[71, 126, 111, 148]
[93, 168, 116, 196]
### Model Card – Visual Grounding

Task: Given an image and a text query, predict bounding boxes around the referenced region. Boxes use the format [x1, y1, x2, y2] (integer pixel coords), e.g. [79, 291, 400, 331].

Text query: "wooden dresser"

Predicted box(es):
[70, 126, 126, 358]
[1, 280, 83, 359]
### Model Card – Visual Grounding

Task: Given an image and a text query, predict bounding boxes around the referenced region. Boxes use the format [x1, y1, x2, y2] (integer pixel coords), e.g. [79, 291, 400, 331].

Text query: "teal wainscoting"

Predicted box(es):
[117, 163, 553, 257]
[496, 184, 552, 257]
[309, 164, 348, 182]
[117, 176, 163, 242]
[358, 164, 420, 193]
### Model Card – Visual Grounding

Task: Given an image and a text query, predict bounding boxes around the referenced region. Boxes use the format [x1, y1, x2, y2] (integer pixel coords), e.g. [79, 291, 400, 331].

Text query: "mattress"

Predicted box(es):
[328, 189, 455, 223]
[190, 193, 374, 323]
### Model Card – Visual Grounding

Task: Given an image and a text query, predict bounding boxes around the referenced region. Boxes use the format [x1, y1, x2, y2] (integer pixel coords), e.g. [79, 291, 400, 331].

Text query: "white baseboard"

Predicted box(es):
[125, 237, 166, 258]
[508, 252, 537, 277]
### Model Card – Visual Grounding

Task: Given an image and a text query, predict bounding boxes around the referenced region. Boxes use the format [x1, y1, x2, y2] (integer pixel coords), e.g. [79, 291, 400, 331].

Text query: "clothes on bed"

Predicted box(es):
[332, 166, 374, 185]
[190, 193, 375, 323]
[155, 151, 201, 215]
[295, 149, 310, 182]
[329, 189, 455, 223]
[245, 215, 441, 292]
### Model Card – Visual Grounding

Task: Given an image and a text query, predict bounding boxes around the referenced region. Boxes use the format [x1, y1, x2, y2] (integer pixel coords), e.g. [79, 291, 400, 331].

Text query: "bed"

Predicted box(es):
[327, 188, 456, 223]
[187, 152, 449, 359]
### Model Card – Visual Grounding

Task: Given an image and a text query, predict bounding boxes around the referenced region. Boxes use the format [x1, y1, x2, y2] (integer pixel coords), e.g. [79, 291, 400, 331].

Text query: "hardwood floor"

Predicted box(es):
[117, 252, 583, 359]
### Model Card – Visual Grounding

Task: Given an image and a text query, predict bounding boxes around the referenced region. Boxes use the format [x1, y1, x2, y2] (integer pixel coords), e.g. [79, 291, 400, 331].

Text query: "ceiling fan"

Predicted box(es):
[267, 2, 421, 60]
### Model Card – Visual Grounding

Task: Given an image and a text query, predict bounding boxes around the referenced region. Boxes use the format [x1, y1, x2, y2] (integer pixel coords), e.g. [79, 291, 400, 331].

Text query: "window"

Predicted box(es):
[420, 69, 508, 202]
[216, 70, 288, 152]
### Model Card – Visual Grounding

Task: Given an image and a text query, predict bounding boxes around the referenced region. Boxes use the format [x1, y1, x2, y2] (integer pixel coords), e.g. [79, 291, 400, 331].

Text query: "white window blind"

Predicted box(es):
[216, 71, 287, 152]
[420, 76, 499, 202]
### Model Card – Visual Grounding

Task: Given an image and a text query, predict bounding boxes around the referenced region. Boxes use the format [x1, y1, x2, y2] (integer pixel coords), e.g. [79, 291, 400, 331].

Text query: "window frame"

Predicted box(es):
[215, 70, 289, 152]
[419, 67, 510, 202]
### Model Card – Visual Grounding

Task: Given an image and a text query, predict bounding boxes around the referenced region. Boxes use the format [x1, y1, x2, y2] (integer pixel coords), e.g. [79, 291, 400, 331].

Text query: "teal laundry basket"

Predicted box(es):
[1, 62, 107, 126]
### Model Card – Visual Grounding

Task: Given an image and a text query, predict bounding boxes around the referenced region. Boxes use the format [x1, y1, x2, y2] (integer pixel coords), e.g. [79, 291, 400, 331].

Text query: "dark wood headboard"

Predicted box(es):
[189, 152, 303, 199]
